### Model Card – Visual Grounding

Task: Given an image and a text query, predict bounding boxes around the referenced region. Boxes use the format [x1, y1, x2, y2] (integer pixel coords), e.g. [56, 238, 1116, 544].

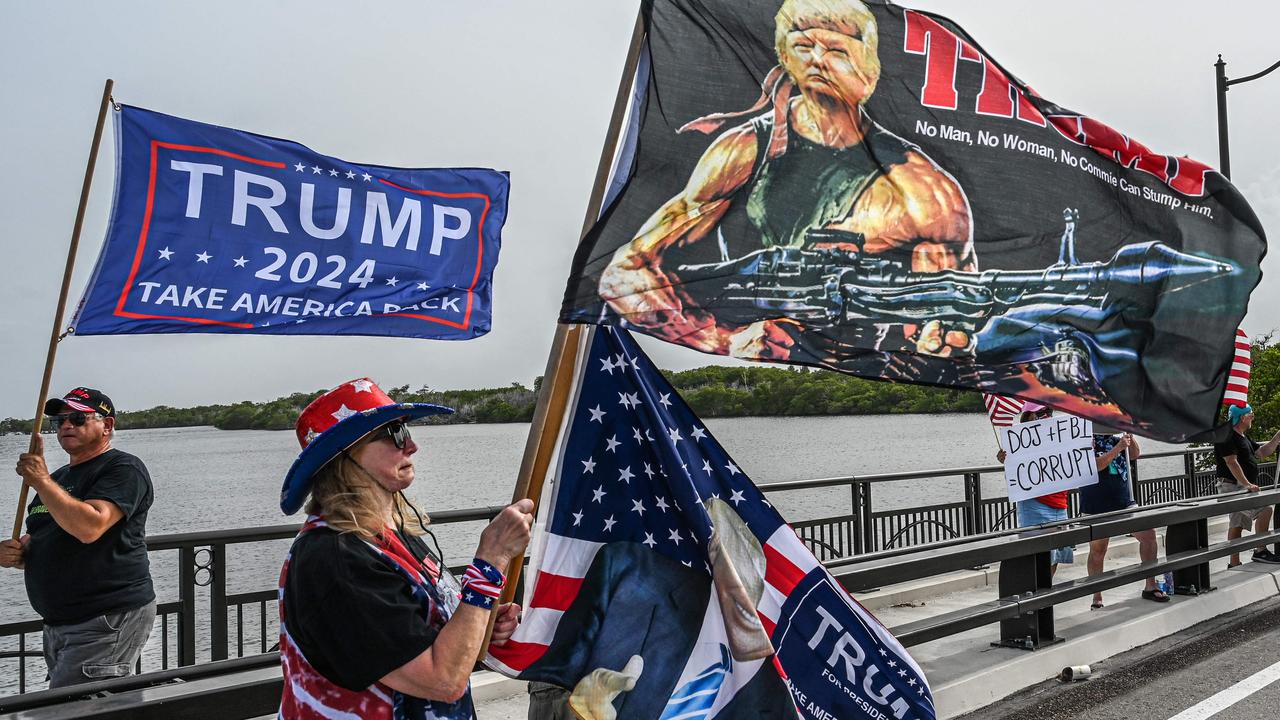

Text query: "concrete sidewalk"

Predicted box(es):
[474, 518, 1276, 719]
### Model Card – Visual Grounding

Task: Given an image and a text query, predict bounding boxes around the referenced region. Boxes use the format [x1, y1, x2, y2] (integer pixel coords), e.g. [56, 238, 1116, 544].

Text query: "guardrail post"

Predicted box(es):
[963, 472, 984, 536]
[996, 549, 1057, 650]
[178, 546, 197, 666]
[210, 543, 229, 662]
[860, 481, 875, 553]
[850, 481, 865, 555]
[1183, 452, 1197, 500]
[1166, 517, 1211, 595]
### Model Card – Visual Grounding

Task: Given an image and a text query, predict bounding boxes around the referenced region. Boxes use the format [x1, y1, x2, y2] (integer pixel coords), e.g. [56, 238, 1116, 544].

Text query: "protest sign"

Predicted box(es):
[1001, 416, 1099, 502]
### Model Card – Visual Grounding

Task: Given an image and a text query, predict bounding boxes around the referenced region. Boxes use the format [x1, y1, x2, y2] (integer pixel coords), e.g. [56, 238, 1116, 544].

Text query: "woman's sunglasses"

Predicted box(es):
[48, 411, 100, 428]
[376, 420, 412, 450]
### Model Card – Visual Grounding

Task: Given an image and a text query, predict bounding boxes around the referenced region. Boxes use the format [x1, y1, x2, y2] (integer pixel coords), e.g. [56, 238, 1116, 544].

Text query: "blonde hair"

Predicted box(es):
[304, 450, 429, 540]
[775, 0, 881, 99]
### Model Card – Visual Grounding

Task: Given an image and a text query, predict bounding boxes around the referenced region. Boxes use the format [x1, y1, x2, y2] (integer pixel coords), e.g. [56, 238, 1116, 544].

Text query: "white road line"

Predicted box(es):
[1166, 658, 1280, 720]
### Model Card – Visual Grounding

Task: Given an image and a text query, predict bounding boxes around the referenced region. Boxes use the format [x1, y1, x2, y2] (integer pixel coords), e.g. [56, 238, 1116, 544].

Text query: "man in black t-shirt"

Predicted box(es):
[0, 387, 155, 688]
[1214, 404, 1280, 567]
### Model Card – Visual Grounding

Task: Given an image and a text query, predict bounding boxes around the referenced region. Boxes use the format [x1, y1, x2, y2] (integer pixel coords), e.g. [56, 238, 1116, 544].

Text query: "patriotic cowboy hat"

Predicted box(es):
[280, 378, 452, 514]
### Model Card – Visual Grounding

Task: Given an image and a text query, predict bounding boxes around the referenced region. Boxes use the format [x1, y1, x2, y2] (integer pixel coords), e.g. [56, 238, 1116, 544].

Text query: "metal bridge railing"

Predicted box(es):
[1, 449, 1270, 695]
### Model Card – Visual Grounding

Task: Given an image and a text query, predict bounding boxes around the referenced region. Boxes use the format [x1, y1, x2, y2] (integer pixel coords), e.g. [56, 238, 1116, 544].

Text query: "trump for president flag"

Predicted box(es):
[487, 327, 932, 720]
[72, 105, 509, 340]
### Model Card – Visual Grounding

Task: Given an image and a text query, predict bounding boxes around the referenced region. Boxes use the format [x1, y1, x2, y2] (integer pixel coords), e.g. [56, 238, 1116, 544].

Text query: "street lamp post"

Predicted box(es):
[1215, 54, 1280, 180]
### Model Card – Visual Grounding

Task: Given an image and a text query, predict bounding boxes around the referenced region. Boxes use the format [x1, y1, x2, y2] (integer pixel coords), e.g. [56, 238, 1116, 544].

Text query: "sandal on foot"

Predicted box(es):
[1141, 589, 1170, 603]
[1227, 561, 1242, 569]
[1090, 601, 1104, 610]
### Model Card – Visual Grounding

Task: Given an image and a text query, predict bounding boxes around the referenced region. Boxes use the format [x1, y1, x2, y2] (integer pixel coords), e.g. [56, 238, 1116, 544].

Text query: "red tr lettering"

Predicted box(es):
[905, 10, 1044, 126]
[903, 10, 966, 109]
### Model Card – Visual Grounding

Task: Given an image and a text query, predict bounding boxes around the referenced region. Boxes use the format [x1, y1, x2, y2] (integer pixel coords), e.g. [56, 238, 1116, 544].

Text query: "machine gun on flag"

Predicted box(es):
[675, 210, 1237, 333]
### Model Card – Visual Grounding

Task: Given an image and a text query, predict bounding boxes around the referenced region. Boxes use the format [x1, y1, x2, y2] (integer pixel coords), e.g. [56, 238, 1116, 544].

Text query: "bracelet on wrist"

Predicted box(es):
[459, 558, 505, 610]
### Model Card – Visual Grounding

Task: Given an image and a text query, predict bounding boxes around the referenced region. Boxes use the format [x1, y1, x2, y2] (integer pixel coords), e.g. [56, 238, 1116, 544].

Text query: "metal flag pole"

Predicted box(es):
[12, 79, 115, 541]
[479, 9, 648, 657]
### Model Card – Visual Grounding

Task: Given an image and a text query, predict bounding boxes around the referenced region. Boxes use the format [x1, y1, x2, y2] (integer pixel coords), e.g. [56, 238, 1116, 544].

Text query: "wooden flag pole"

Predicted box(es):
[479, 11, 648, 658]
[12, 79, 115, 541]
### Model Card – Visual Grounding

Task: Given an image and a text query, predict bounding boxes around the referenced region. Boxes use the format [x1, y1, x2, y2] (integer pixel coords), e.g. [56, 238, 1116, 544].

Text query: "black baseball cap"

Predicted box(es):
[44, 387, 115, 419]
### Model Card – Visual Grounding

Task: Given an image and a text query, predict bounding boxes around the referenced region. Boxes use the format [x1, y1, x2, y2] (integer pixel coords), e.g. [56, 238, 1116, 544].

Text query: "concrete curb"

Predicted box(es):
[930, 564, 1280, 718]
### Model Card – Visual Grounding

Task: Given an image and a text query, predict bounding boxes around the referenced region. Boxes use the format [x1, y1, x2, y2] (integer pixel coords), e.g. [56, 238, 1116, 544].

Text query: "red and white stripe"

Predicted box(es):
[486, 535, 603, 675]
[983, 393, 1025, 428]
[1223, 329, 1251, 407]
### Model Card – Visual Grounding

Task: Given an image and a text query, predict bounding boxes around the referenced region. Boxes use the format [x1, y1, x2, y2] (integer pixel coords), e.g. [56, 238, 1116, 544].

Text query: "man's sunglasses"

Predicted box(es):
[49, 411, 101, 428]
[375, 420, 412, 450]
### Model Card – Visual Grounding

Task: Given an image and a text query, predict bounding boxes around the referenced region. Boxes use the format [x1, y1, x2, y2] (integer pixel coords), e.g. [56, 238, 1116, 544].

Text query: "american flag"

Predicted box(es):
[1223, 329, 1251, 407]
[983, 393, 1025, 428]
[487, 327, 933, 720]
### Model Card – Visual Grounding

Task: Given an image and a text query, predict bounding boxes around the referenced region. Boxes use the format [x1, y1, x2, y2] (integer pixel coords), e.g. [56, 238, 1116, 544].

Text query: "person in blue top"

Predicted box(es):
[1078, 424, 1167, 608]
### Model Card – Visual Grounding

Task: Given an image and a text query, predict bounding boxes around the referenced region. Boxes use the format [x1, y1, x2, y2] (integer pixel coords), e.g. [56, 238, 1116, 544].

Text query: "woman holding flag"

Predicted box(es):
[274, 378, 534, 719]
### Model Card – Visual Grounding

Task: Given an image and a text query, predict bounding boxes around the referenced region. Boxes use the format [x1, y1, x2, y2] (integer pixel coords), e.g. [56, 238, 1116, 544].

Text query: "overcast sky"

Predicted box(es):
[1, 1, 1276, 419]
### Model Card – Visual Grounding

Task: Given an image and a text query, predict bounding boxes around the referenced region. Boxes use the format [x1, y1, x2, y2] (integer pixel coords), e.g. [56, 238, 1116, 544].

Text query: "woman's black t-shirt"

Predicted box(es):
[283, 527, 441, 690]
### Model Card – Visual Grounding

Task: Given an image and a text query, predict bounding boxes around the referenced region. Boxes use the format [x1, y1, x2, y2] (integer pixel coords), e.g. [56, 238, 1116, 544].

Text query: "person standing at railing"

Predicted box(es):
[1214, 404, 1280, 567]
[1079, 424, 1167, 608]
[0, 387, 156, 688]
[275, 378, 534, 720]
[997, 403, 1074, 577]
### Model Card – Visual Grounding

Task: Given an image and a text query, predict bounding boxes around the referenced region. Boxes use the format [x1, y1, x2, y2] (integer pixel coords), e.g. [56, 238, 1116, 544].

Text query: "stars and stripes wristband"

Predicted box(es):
[459, 558, 504, 609]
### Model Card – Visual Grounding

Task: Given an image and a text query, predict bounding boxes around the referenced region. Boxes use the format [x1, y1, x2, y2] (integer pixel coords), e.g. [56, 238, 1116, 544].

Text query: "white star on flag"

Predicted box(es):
[351, 380, 374, 392]
[233, 256, 248, 268]
[631, 499, 646, 516]
[196, 251, 212, 263]
[294, 162, 306, 172]
[328, 169, 338, 177]
[158, 247, 173, 260]
[361, 172, 372, 182]
[312, 166, 322, 174]
[602, 515, 617, 532]
[729, 489, 746, 506]
[642, 532, 656, 548]
[581, 457, 596, 474]
[618, 466, 634, 484]
[417, 282, 430, 291]
[572, 511, 583, 527]
[386, 276, 399, 286]
[655, 496, 669, 512]
[345, 170, 356, 179]
[600, 357, 616, 374]
[668, 528, 682, 546]
[331, 405, 357, 421]
[667, 427, 682, 443]
[690, 426, 707, 441]
[701, 459, 713, 475]
[588, 406, 606, 423]
[591, 486, 606, 503]
[725, 462, 741, 476]
[605, 436, 621, 453]
[658, 393, 672, 408]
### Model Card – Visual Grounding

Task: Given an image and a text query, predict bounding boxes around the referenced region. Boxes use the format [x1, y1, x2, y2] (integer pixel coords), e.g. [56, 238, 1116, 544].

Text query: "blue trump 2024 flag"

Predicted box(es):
[488, 327, 933, 720]
[72, 105, 509, 339]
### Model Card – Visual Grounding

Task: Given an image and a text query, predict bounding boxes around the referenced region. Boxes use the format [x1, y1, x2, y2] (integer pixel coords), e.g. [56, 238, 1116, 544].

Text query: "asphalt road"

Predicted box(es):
[961, 596, 1280, 720]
